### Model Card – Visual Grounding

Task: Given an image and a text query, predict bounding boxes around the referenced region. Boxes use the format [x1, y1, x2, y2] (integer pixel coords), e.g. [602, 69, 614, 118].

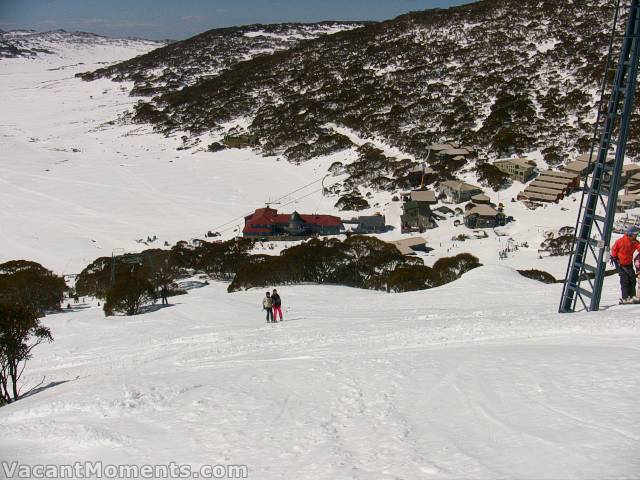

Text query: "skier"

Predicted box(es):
[263, 292, 274, 323]
[611, 226, 640, 303]
[160, 285, 168, 305]
[271, 289, 283, 322]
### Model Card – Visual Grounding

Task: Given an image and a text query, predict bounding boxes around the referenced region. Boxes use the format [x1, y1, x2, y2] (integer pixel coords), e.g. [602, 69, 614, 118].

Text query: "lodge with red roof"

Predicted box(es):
[243, 207, 344, 238]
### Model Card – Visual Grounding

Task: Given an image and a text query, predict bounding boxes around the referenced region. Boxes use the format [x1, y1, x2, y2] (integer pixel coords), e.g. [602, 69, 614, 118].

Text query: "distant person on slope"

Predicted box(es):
[271, 289, 283, 322]
[611, 226, 640, 303]
[263, 292, 274, 323]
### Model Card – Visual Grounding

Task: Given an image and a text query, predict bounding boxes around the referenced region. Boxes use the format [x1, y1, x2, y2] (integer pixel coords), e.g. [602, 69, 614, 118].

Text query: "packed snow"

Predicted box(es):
[1, 30, 640, 480]
[1, 267, 639, 479]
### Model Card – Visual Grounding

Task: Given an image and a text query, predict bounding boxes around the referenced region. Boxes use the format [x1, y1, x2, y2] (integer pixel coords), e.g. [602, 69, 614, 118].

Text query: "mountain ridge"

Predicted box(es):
[76, 0, 631, 174]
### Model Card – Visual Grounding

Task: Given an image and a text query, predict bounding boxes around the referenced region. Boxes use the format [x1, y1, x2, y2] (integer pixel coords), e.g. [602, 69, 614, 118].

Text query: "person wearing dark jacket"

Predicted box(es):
[611, 226, 640, 302]
[271, 289, 283, 322]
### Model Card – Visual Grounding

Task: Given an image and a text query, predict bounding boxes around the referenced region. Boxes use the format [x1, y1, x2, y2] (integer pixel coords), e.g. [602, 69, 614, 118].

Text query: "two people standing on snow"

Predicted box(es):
[611, 225, 640, 303]
[262, 289, 283, 323]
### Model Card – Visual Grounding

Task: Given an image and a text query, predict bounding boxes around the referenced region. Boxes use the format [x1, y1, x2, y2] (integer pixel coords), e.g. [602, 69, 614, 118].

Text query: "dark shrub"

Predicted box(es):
[104, 266, 155, 316]
[0, 261, 66, 312]
[518, 269, 557, 284]
[475, 163, 511, 191]
[431, 253, 481, 286]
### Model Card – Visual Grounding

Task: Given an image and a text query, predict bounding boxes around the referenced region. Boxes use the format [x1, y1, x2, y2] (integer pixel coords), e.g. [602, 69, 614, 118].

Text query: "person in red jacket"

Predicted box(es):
[611, 226, 640, 302]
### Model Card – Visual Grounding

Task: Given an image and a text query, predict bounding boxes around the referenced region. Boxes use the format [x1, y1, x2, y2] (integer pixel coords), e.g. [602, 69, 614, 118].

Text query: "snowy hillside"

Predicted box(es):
[1, 266, 639, 478]
[80, 0, 639, 165]
[0, 29, 163, 61]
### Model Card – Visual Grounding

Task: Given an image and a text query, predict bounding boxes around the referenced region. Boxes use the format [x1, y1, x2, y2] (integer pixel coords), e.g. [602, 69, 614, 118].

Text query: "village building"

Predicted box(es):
[562, 159, 591, 178]
[440, 147, 472, 158]
[622, 163, 640, 185]
[617, 194, 640, 212]
[426, 143, 475, 160]
[493, 158, 537, 183]
[463, 204, 507, 229]
[426, 143, 455, 153]
[350, 215, 387, 234]
[439, 180, 484, 203]
[408, 164, 436, 188]
[400, 189, 437, 233]
[243, 207, 343, 238]
[518, 169, 581, 203]
[471, 193, 491, 204]
[626, 171, 640, 193]
[390, 237, 429, 256]
[432, 205, 455, 218]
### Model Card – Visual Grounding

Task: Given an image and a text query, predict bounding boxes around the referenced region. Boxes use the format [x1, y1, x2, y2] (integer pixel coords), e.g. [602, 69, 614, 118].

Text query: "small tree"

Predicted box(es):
[104, 268, 155, 316]
[0, 302, 53, 404]
[0, 260, 66, 312]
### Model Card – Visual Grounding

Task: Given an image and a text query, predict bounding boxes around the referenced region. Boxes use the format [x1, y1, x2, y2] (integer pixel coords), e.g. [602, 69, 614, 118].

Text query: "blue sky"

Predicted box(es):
[0, 0, 473, 40]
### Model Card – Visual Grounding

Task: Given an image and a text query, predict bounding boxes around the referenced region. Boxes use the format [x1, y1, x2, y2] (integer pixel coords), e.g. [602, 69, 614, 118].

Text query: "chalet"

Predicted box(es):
[617, 194, 640, 212]
[243, 208, 343, 238]
[493, 158, 537, 183]
[518, 168, 583, 203]
[441, 147, 471, 158]
[390, 237, 429, 256]
[622, 163, 640, 184]
[352, 215, 387, 234]
[563, 160, 591, 178]
[426, 143, 455, 153]
[401, 190, 437, 233]
[471, 193, 491, 204]
[409, 190, 437, 204]
[439, 180, 484, 203]
[463, 204, 506, 229]
[626, 172, 640, 193]
[408, 164, 436, 188]
[433, 205, 455, 218]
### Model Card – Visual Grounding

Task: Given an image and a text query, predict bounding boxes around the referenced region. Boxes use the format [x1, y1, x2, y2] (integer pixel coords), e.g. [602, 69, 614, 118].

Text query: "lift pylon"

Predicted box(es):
[560, 0, 640, 312]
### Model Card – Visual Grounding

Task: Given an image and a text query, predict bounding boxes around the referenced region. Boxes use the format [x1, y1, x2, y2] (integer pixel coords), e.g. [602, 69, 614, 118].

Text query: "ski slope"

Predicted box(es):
[1, 266, 639, 479]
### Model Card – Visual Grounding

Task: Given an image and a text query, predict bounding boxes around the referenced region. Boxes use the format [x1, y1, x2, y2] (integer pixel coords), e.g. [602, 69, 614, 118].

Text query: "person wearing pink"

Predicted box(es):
[635, 254, 640, 299]
[271, 289, 283, 322]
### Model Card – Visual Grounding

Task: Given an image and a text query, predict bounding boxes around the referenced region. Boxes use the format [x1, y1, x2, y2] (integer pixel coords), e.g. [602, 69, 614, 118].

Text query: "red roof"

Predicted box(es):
[243, 208, 342, 234]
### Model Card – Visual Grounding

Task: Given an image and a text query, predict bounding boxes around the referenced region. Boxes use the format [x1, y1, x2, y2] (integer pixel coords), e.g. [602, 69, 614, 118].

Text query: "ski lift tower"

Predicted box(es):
[559, 0, 640, 312]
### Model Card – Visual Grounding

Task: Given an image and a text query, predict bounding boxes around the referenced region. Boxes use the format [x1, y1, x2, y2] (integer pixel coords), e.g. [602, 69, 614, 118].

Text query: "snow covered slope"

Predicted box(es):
[0, 29, 163, 60]
[0, 266, 638, 479]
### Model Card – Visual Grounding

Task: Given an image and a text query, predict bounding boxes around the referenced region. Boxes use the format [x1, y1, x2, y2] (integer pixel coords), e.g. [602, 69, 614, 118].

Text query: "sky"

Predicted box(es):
[0, 0, 473, 40]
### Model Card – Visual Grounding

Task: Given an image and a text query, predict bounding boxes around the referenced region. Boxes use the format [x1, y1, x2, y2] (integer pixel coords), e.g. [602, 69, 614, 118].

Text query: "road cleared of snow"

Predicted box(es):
[1, 266, 639, 479]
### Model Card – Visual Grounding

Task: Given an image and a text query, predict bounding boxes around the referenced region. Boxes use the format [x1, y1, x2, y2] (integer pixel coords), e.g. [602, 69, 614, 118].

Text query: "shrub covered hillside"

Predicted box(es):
[81, 0, 635, 166]
[77, 22, 365, 96]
